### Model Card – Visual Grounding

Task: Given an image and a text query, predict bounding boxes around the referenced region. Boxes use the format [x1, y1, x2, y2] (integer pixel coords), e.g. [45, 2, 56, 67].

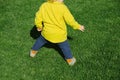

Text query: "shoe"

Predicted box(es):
[30, 50, 38, 57]
[66, 57, 76, 66]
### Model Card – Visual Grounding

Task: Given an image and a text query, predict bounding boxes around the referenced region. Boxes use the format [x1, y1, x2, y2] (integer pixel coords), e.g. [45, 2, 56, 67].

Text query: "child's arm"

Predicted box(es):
[35, 7, 43, 31]
[63, 6, 85, 31]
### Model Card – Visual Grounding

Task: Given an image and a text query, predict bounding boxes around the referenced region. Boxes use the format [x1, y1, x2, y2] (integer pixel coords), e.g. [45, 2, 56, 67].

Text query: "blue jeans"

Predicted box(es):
[32, 35, 73, 59]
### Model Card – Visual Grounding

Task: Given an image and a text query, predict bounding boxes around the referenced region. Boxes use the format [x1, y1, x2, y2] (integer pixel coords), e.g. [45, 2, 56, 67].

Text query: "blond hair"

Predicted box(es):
[47, 0, 57, 2]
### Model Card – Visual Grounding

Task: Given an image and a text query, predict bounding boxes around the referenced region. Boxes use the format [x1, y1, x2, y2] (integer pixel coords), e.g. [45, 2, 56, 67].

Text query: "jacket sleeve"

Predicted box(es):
[63, 6, 80, 29]
[35, 6, 43, 28]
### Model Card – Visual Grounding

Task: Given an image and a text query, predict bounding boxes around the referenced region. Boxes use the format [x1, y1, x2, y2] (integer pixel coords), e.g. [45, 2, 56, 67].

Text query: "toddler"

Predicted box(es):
[30, 0, 85, 66]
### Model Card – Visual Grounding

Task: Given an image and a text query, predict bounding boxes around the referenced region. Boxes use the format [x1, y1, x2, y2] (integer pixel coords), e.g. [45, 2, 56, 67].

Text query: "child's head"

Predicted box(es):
[47, 0, 56, 2]
[47, 0, 64, 2]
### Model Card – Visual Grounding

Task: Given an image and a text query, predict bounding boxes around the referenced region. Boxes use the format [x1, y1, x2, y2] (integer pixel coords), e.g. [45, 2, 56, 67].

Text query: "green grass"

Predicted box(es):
[0, 0, 120, 80]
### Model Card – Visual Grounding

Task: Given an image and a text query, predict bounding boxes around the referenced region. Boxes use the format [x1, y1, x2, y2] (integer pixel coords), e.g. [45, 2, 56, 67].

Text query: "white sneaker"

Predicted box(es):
[66, 57, 76, 66]
[30, 50, 38, 57]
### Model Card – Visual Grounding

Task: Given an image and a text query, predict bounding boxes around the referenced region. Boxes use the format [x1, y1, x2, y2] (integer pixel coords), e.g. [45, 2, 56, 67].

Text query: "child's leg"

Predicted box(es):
[32, 35, 47, 50]
[30, 35, 47, 57]
[57, 40, 73, 59]
[57, 40, 76, 66]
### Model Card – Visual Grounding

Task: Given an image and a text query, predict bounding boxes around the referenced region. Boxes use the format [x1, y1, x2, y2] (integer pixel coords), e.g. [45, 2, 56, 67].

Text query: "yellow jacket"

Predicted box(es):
[35, 1, 80, 43]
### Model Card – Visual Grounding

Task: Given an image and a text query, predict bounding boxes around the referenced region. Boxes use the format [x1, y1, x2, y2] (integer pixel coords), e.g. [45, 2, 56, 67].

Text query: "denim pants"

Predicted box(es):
[32, 35, 73, 59]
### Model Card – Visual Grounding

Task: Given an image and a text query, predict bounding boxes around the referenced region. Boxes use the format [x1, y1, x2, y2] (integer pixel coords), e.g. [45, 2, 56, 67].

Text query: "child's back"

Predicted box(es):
[35, 1, 80, 43]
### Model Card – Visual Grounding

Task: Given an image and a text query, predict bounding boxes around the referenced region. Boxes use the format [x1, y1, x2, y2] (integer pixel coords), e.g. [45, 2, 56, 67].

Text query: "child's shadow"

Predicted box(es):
[43, 36, 73, 59]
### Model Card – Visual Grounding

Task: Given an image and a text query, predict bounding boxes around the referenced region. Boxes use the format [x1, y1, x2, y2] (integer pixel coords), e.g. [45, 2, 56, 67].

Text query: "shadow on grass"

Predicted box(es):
[44, 43, 64, 58]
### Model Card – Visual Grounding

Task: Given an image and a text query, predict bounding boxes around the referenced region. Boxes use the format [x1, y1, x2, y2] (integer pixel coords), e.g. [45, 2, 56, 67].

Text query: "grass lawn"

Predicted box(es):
[0, 0, 120, 80]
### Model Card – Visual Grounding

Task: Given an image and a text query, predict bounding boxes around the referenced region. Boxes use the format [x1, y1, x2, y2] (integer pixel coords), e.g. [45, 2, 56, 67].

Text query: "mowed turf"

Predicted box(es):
[0, 0, 120, 80]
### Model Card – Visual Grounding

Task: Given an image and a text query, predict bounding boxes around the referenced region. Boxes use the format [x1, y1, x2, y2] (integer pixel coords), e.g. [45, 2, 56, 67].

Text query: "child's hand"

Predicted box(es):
[37, 28, 42, 31]
[79, 25, 85, 32]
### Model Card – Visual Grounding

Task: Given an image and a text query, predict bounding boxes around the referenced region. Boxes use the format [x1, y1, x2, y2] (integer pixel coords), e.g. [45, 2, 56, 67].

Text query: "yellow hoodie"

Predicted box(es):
[35, 1, 80, 43]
